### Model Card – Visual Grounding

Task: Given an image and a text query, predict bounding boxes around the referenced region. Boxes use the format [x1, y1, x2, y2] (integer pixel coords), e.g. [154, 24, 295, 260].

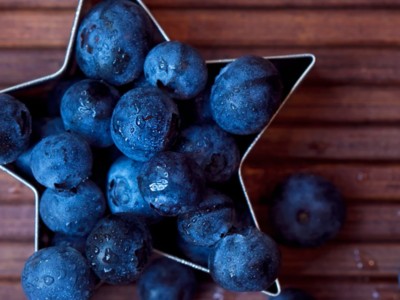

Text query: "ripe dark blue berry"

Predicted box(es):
[111, 86, 180, 161]
[60, 79, 119, 147]
[86, 214, 152, 285]
[144, 41, 208, 100]
[210, 55, 282, 135]
[0, 94, 32, 165]
[76, 0, 153, 86]
[39, 180, 106, 236]
[269, 173, 346, 248]
[107, 155, 162, 223]
[30, 132, 92, 190]
[209, 227, 280, 292]
[272, 288, 315, 300]
[138, 151, 204, 216]
[177, 188, 235, 247]
[137, 257, 197, 300]
[175, 124, 240, 183]
[16, 117, 65, 178]
[21, 246, 95, 300]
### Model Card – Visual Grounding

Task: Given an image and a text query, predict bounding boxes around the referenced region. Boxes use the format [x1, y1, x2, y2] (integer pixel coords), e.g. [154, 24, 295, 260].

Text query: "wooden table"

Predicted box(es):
[1, 0, 400, 299]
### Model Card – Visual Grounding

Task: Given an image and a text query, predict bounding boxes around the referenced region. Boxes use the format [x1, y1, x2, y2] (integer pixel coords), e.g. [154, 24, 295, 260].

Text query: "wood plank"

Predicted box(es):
[148, 0, 400, 8]
[0, 242, 33, 279]
[2, 0, 400, 9]
[1, 9, 400, 48]
[0, 49, 64, 87]
[0, 171, 34, 204]
[276, 86, 400, 124]
[0, 205, 35, 242]
[154, 9, 400, 47]
[0, 0, 77, 9]
[269, 280, 400, 300]
[0, 282, 25, 300]
[255, 203, 400, 243]
[251, 126, 400, 161]
[0, 10, 74, 48]
[280, 243, 400, 277]
[242, 164, 400, 202]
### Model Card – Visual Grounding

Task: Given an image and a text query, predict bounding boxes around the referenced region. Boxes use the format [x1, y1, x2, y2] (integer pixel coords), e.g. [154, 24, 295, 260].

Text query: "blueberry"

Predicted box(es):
[175, 124, 240, 183]
[30, 132, 92, 190]
[16, 117, 66, 177]
[86, 213, 152, 285]
[111, 87, 180, 161]
[210, 55, 282, 135]
[40, 180, 106, 236]
[269, 173, 346, 248]
[177, 234, 211, 267]
[177, 188, 235, 247]
[144, 41, 208, 100]
[0, 94, 32, 165]
[272, 288, 315, 300]
[208, 227, 280, 292]
[60, 79, 119, 147]
[137, 257, 197, 300]
[51, 233, 87, 255]
[76, 0, 153, 86]
[21, 246, 95, 300]
[107, 155, 163, 223]
[138, 151, 204, 216]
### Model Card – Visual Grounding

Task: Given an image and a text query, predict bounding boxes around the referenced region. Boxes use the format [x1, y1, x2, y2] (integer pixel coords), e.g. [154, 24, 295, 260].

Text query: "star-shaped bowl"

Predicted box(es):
[0, 0, 315, 296]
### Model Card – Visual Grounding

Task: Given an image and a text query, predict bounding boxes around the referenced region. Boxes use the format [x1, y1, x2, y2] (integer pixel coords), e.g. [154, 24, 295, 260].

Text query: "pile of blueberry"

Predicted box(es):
[0, 0, 345, 299]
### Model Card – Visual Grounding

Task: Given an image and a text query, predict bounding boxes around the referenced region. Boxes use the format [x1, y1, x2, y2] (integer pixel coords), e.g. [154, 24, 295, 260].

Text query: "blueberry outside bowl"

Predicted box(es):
[0, 0, 315, 296]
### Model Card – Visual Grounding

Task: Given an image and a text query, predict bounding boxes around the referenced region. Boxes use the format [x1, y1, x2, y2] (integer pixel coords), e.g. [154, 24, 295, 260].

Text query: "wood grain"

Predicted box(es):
[147, 0, 400, 9]
[0, 205, 35, 241]
[0, 172, 34, 204]
[1, 9, 400, 48]
[0, 242, 33, 279]
[242, 164, 400, 202]
[0, 49, 64, 87]
[2, 0, 400, 9]
[0, 0, 77, 9]
[252, 126, 400, 161]
[0, 10, 74, 48]
[280, 243, 400, 277]
[268, 280, 400, 300]
[154, 9, 400, 47]
[276, 86, 400, 124]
